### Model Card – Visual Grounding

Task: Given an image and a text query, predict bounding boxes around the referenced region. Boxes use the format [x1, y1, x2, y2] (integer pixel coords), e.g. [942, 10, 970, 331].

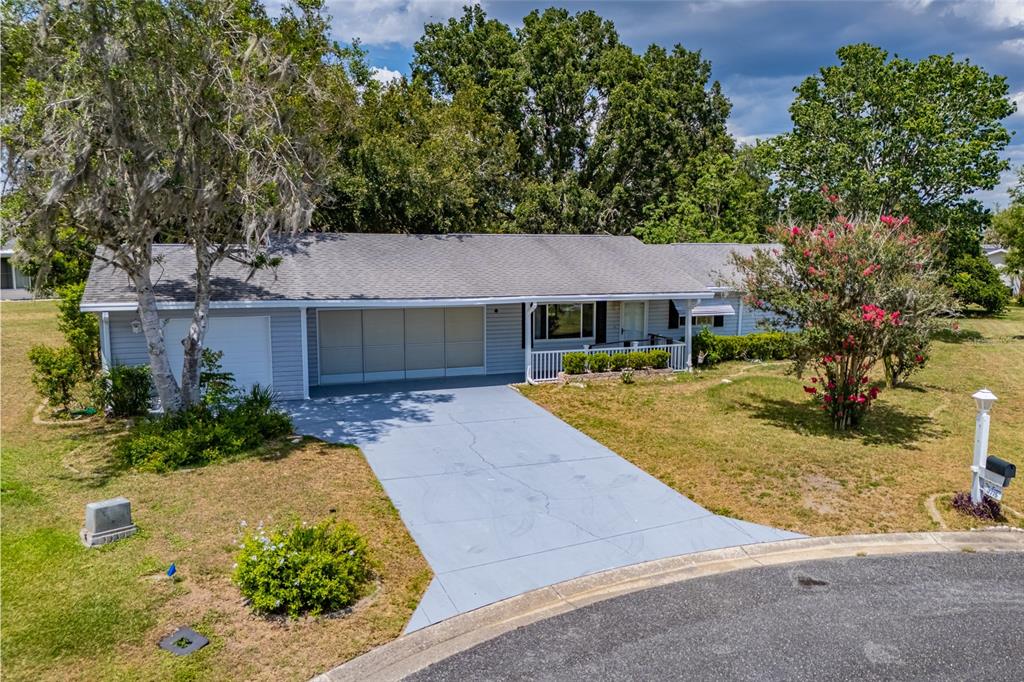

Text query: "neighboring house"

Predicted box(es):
[1, 240, 34, 300]
[81, 233, 775, 396]
[983, 244, 1021, 296]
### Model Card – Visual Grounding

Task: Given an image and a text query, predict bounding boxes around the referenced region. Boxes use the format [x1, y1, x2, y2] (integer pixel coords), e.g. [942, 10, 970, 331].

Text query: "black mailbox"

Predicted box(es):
[986, 455, 1016, 485]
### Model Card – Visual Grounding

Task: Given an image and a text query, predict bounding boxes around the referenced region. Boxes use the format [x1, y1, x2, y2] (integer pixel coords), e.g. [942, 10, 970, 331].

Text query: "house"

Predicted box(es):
[1, 240, 34, 300]
[80, 233, 775, 398]
[983, 244, 1021, 296]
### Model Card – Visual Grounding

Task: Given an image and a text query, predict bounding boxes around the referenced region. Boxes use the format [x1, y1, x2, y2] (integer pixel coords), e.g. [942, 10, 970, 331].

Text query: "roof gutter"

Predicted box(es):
[80, 291, 716, 313]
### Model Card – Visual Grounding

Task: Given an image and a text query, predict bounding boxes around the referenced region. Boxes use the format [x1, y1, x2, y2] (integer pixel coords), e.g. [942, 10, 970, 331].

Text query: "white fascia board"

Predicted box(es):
[80, 291, 715, 313]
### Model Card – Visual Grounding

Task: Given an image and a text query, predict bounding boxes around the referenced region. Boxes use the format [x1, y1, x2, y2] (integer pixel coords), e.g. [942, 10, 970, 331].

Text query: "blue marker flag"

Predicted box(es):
[167, 563, 176, 577]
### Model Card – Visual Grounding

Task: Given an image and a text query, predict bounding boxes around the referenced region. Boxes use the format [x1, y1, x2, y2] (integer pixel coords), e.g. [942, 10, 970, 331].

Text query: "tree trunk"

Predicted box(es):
[132, 268, 184, 413]
[179, 245, 212, 407]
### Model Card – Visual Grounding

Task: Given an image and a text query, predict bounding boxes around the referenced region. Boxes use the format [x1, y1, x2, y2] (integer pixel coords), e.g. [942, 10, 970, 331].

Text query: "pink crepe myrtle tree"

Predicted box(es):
[733, 206, 954, 430]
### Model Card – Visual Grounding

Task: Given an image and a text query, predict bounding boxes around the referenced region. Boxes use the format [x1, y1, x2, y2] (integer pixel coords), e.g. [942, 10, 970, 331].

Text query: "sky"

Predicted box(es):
[322, 0, 1024, 209]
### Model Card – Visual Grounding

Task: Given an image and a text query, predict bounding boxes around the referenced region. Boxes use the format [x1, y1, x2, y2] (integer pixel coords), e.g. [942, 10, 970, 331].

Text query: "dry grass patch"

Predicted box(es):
[523, 307, 1024, 537]
[1, 301, 430, 682]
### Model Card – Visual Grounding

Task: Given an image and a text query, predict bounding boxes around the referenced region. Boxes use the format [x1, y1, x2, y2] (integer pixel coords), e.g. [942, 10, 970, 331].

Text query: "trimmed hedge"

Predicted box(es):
[561, 348, 672, 376]
[692, 328, 798, 366]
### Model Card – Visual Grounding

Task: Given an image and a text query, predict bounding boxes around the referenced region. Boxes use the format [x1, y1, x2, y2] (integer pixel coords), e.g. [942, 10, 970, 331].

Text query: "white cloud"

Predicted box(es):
[1000, 37, 1024, 55]
[902, 0, 1024, 28]
[326, 0, 472, 46]
[1010, 91, 1024, 119]
[370, 66, 404, 84]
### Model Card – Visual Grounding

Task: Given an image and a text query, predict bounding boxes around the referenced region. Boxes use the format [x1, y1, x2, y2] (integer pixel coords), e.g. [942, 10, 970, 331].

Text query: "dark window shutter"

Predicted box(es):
[668, 301, 680, 330]
[714, 315, 724, 328]
[595, 301, 607, 344]
[521, 303, 526, 348]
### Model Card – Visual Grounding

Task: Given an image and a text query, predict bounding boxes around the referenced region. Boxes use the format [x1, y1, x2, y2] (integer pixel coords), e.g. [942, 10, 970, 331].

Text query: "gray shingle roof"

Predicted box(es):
[83, 233, 723, 306]
[663, 242, 778, 288]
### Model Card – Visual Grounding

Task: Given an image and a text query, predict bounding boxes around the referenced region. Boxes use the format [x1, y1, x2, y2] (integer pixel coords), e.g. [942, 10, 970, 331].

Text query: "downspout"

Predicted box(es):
[299, 307, 310, 399]
[99, 312, 111, 371]
[525, 302, 537, 384]
[737, 298, 744, 336]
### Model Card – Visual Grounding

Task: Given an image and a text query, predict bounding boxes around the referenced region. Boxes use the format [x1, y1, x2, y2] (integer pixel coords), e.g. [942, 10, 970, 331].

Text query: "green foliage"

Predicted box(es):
[562, 352, 587, 375]
[234, 519, 373, 618]
[588, 352, 610, 373]
[407, 5, 753, 237]
[647, 349, 671, 369]
[115, 386, 292, 472]
[609, 352, 631, 371]
[990, 167, 1024, 303]
[734, 212, 953, 430]
[95, 365, 152, 417]
[767, 43, 1014, 257]
[694, 330, 798, 366]
[627, 351, 651, 370]
[620, 368, 635, 384]
[54, 283, 99, 374]
[199, 348, 237, 412]
[27, 345, 82, 412]
[947, 255, 1010, 314]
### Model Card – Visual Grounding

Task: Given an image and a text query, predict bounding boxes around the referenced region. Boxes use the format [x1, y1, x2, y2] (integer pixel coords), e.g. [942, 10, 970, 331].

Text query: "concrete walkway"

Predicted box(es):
[285, 376, 801, 632]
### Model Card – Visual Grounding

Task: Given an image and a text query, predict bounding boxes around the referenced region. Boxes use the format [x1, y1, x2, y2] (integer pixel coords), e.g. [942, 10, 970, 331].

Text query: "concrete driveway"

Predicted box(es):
[286, 376, 801, 632]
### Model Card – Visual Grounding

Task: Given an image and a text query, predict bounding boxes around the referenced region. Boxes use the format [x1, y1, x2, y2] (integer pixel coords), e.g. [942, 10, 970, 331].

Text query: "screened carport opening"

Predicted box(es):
[317, 307, 485, 385]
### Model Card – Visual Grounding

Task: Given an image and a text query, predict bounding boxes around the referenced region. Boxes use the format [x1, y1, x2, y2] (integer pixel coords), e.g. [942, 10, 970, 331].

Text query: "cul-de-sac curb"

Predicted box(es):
[314, 528, 1024, 682]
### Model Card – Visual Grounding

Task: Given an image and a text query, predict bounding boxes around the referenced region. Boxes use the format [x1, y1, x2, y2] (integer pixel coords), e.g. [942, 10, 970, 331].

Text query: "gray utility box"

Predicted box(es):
[80, 497, 138, 547]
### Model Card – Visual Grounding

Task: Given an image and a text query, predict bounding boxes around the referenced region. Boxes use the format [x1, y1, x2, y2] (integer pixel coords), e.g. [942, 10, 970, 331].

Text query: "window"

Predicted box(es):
[533, 303, 596, 340]
[692, 315, 724, 328]
[669, 301, 680, 329]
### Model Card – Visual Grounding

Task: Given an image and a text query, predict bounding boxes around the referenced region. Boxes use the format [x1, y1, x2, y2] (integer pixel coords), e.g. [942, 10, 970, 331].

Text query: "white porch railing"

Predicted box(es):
[529, 342, 687, 383]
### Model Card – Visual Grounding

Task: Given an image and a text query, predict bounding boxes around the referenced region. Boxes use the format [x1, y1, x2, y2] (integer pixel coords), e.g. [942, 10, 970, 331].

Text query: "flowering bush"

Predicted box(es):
[734, 198, 953, 430]
[234, 519, 373, 618]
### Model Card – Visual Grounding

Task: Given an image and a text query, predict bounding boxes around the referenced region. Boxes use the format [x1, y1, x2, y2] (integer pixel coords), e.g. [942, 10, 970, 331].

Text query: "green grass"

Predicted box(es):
[1, 301, 430, 681]
[523, 306, 1024, 536]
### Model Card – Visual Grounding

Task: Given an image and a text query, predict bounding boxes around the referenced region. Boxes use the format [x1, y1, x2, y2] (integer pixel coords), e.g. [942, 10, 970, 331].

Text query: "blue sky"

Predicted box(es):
[325, 1, 1024, 208]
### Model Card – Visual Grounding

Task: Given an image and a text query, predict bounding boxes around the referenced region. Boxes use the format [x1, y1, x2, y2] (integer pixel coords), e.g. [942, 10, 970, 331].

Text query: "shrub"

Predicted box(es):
[28, 345, 82, 412]
[562, 352, 587, 375]
[951, 491, 1003, 521]
[588, 353, 610, 373]
[693, 330, 798, 366]
[200, 348, 238, 412]
[55, 283, 100, 374]
[234, 519, 373, 618]
[95, 364, 152, 417]
[620, 368, 635, 384]
[648, 349, 670, 369]
[609, 352, 630, 371]
[627, 351, 651, 370]
[115, 385, 292, 472]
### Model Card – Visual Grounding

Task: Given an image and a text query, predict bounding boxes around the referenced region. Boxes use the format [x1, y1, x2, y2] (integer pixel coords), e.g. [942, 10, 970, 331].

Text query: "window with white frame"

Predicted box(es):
[692, 315, 725, 328]
[533, 303, 595, 340]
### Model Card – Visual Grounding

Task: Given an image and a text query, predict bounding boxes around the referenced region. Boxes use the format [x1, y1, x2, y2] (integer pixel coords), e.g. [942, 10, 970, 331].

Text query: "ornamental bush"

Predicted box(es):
[647, 349, 671, 369]
[627, 351, 651, 370]
[234, 519, 373, 618]
[95, 364, 152, 417]
[115, 385, 292, 471]
[562, 352, 587, 374]
[609, 352, 631, 371]
[28, 345, 82, 413]
[734, 204, 953, 430]
[588, 353, 611, 373]
[693, 329, 798, 366]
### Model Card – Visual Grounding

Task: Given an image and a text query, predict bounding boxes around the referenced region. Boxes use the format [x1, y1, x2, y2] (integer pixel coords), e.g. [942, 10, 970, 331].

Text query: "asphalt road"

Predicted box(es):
[410, 551, 1024, 681]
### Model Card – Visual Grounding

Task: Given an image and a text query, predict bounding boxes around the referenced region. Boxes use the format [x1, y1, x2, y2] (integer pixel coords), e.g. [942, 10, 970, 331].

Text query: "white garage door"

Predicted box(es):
[165, 316, 273, 391]
[317, 307, 484, 384]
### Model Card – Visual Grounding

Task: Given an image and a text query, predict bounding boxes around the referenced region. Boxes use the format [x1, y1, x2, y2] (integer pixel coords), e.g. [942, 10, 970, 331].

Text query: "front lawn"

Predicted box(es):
[523, 307, 1024, 536]
[1, 301, 430, 681]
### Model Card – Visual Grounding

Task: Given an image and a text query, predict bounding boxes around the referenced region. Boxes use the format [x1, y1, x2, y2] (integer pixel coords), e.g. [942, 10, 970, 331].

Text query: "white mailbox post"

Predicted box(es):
[971, 388, 998, 504]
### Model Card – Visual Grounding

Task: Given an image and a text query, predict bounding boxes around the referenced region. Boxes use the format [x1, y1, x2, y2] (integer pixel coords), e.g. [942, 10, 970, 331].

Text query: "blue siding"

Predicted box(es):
[307, 310, 319, 387]
[485, 304, 523, 374]
[106, 307, 305, 400]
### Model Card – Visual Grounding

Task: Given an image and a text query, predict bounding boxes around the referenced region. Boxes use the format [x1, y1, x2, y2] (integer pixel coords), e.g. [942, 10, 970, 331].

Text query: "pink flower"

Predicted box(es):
[869, 386, 880, 399]
[828, 194, 839, 204]
[823, 394, 832, 404]
[880, 215, 896, 226]
[811, 376, 818, 383]
[804, 386, 817, 394]
[790, 226, 802, 237]
[915, 354, 924, 363]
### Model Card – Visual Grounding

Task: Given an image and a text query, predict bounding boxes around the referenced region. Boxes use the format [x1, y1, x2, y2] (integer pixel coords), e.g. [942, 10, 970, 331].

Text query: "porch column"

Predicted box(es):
[299, 307, 310, 399]
[684, 300, 698, 371]
[525, 302, 536, 383]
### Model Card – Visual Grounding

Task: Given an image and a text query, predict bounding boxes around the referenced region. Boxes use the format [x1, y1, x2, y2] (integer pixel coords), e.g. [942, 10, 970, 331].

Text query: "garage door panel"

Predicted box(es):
[445, 307, 484, 342]
[405, 308, 444, 343]
[363, 309, 404, 345]
[364, 344, 404, 373]
[165, 316, 272, 391]
[319, 310, 362, 347]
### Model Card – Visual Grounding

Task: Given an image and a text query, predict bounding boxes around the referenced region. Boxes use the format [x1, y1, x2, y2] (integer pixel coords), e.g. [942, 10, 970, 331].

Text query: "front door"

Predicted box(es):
[620, 302, 645, 342]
